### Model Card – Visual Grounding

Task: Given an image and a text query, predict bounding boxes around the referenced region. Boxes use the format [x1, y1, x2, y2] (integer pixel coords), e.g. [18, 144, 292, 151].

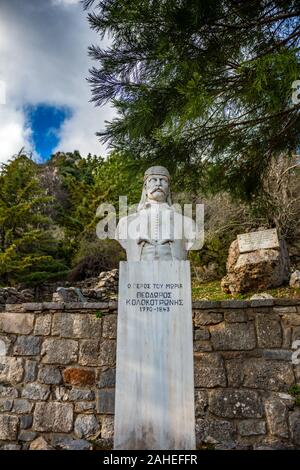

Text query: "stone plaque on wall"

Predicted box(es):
[238, 229, 279, 253]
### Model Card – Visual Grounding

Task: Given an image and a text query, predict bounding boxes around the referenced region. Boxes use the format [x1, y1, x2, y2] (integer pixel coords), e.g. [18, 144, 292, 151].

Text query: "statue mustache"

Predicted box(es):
[150, 187, 166, 194]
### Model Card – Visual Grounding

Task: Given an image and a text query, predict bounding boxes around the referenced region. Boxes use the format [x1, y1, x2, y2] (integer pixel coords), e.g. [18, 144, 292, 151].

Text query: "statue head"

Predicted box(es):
[138, 166, 172, 210]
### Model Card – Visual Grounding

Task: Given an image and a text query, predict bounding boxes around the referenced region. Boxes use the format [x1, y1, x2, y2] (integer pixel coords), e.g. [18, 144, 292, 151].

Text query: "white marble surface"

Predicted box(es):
[114, 261, 195, 450]
[238, 228, 279, 253]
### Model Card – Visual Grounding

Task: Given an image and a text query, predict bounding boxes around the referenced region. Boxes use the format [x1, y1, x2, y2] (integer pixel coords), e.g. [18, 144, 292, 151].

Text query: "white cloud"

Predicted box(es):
[0, 106, 33, 163]
[0, 0, 113, 162]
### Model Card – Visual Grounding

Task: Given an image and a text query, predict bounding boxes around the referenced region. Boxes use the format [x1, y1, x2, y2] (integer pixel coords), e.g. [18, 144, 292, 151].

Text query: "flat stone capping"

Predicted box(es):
[3, 298, 299, 312]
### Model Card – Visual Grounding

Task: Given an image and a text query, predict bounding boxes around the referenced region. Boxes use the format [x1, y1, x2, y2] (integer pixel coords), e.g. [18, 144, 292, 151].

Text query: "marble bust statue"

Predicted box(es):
[116, 166, 196, 261]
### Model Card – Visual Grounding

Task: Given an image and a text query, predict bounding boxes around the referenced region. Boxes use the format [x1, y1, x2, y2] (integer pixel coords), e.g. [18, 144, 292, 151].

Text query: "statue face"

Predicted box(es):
[145, 174, 169, 203]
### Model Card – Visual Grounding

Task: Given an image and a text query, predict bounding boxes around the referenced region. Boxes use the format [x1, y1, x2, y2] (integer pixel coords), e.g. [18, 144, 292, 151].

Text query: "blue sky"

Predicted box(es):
[24, 104, 72, 161]
[0, 0, 115, 163]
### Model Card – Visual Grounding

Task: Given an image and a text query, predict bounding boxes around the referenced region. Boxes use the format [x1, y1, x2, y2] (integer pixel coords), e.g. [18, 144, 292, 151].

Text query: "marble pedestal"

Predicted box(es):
[114, 261, 195, 450]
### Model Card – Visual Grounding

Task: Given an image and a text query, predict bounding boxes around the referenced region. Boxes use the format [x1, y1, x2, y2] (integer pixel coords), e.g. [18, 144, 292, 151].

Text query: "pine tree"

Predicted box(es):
[83, 0, 300, 199]
[0, 155, 69, 285]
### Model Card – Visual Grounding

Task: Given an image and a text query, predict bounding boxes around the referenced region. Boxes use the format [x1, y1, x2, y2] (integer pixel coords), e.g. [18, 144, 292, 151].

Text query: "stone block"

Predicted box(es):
[38, 365, 62, 385]
[52, 436, 92, 450]
[97, 389, 115, 414]
[193, 340, 212, 352]
[22, 383, 50, 400]
[79, 340, 99, 366]
[13, 336, 41, 356]
[0, 385, 18, 398]
[33, 402, 73, 432]
[75, 402, 96, 413]
[194, 312, 223, 326]
[24, 360, 37, 382]
[194, 328, 210, 340]
[101, 416, 114, 439]
[29, 436, 53, 450]
[238, 419, 266, 436]
[41, 338, 78, 364]
[0, 398, 13, 412]
[20, 415, 33, 429]
[195, 390, 208, 418]
[99, 340, 116, 367]
[210, 322, 256, 350]
[98, 368, 116, 388]
[0, 313, 34, 334]
[224, 311, 248, 323]
[196, 418, 235, 448]
[256, 314, 282, 348]
[52, 312, 102, 338]
[18, 430, 37, 442]
[68, 388, 95, 401]
[243, 359, 294, 392]
[63, 367, 95, 386]
[265, 397, 289, 438]
[289, 410, 300, 446]
[194, 353, 226, 387]
[0, 357, 23, 383]
[74, 414, 100, 439]
[0, 415, 18, 440]
[102, 314, 117, 339]
[34, 314, 52, 335]
[12, 399, 34, 414]
[209, 389, 263, 418]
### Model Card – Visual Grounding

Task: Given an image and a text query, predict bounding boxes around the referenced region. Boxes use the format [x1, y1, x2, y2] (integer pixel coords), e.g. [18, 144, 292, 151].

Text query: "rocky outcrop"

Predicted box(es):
[290, 271, 300, 288]
[221, 239, 290, 294]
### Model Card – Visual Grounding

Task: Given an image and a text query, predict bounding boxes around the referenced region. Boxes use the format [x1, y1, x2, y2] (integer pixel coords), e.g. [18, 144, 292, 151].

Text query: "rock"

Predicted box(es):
[194, 312, 223, 326]
[52, 436, 92, 450]
[98, 368, 116, 388]
[0, 313, 34, 334]
[289, 410, 300, 446]
[0, 415, 19, 440]
[210, 322, 256, 350]
[102, 314, 117, 339]
[290, 270, 300, 288]
[0, 385, 18, 398]
[195, 390, 208, 417]
[255, 314, 282, 348]
[33, 402, 73, 432]
[41, 338, 78, 364]
[194, 353, 226, 387]
[29, 436, 53, 450]
[63, 367, 95, 386]
[0, 398, 13, 412]
[12, 399, 34, 414]
[99, 340, 116, 367]
[20, 415, 33, 429]
[194, 328, 210, 340]
[209, 389, 263, 418]
[265, 396, 289, 438]
[34, 314, 52, 335]
[68, 388, 95, 401]
[75, 402, 96, 412]
[24, 360, 38, 382]
[74, 414, 100, 439]
[100, 416, 114, 439]
[38, 365, 62, 385]
[18, 430, 37, 442]
[52, 286, 85, 303]
[250, 293, 274, 299]
[22, 383, 50, 400]
[243, 359, 294, 392]
[79, 340, 99, 366]
[196, 418, 235, 448]
[238, 419, 266, 436]
[52, 312, 102, 338]
[0, 357, 24, 383]
[13, 335, 42, 356]
[97, 389, 115, 414]
[221, 235, 290, 294]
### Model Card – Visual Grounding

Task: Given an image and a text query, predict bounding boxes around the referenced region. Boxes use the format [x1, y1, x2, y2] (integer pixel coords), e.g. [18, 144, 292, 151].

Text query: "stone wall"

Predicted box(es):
[0, 299, 300, 450]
